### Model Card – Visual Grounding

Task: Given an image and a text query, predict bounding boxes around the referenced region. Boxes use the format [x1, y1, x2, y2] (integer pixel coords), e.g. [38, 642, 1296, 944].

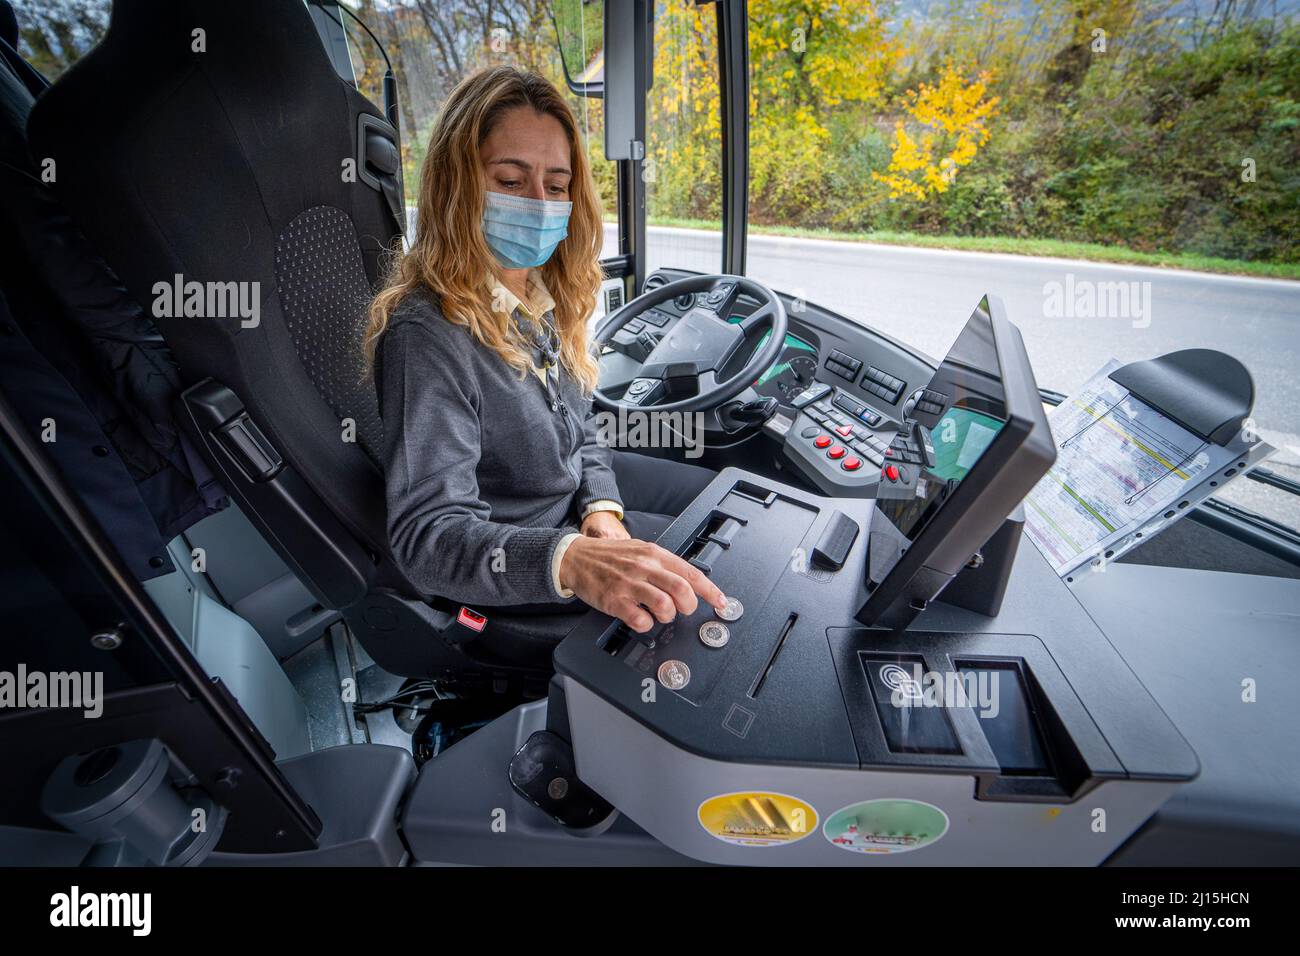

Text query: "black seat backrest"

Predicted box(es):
[0, 7, 219, 560]
[28, 0, 403, 557]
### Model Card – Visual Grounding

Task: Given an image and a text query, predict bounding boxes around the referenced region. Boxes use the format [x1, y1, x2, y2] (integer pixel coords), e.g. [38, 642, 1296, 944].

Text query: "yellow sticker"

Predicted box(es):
[697, 791, 817, 847]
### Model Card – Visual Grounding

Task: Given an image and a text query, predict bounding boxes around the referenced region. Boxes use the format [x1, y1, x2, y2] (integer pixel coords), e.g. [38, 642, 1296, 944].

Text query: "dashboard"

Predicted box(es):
[602, 271, 939, 439]
[717, 292, 933, 427]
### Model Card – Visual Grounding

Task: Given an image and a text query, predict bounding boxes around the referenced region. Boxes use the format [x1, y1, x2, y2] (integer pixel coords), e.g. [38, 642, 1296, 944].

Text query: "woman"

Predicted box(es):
[366, 66, 726, 635]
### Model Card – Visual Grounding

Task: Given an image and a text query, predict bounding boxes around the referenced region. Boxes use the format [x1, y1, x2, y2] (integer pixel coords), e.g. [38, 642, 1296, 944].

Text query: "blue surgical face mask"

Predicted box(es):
[481, 191, 572, 269]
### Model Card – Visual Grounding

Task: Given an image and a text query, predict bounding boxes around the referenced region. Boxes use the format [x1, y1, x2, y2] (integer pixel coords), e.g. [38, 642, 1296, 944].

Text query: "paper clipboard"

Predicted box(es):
[1023, 350, 1274, 578]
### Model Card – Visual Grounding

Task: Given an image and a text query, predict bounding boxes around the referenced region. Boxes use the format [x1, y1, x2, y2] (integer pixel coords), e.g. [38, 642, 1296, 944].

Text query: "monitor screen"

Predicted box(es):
[858, 295, 1055, 630]
[874, 300, 1009, 544]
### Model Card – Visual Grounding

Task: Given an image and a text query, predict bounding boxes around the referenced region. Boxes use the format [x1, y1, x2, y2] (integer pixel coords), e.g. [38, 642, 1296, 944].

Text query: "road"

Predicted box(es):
[604, 225, 1300, 528]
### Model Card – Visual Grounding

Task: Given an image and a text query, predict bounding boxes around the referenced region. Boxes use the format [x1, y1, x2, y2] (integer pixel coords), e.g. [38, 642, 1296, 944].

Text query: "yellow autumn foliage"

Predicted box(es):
[875, 64, 999, 200]
[650, 0, 899, 220]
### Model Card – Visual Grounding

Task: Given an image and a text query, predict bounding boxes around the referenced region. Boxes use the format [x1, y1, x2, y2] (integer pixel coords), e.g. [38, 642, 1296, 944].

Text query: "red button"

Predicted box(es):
[885, 464, 900, 482]
[813, 435, 832, 448]
[842, 457, 862, 471]
[457, 607, 488, 632]
[835, 424, 854, 437]
[827, 445, 846, 460]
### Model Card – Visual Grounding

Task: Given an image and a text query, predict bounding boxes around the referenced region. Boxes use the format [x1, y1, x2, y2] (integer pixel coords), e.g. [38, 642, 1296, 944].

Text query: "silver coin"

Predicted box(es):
[699, 620, 730, 648]
[717, 597, 744, 622]
[657, 659, 691, 690]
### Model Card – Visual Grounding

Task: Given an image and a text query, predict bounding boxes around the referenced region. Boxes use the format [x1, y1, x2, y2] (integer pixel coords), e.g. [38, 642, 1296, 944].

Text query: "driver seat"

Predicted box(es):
[27, 0, 580, 679]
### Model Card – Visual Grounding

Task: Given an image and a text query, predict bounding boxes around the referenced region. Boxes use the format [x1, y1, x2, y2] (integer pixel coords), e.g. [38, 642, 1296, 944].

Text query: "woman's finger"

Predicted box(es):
[645, 565, 698, 616]
[631, 581, 678, 624]
[656, 547, 727, 609]
[616, 599, 655, 633]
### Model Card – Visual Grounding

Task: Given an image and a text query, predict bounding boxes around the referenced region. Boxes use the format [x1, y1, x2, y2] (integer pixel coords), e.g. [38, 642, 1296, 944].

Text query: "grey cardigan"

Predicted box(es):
[376, 288, 621, 606]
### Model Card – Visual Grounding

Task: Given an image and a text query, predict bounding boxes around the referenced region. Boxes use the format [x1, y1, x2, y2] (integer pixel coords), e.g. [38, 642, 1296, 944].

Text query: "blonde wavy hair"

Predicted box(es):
[365, 67, 603, 391]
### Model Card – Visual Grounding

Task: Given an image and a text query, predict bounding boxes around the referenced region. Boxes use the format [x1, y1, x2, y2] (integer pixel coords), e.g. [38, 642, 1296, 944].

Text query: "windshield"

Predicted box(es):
[731, 0, 1299, 531]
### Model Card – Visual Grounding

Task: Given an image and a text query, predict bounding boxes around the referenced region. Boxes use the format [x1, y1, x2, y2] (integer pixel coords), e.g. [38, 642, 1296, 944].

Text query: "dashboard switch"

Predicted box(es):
[791, 382, 831, 409]
[813, 435, 832, 449]
[827, 445, 846, 460]
[842, 457, 862, 471]
[834, 424, 854, 438]
[885, 464, 900, 482]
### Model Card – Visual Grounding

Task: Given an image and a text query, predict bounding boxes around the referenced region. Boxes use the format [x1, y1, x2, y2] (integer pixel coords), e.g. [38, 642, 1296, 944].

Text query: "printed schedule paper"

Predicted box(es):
[1023, 360, 1260, 577]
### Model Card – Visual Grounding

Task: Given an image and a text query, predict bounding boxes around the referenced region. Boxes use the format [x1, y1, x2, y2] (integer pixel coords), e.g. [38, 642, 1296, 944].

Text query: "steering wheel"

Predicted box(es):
[592, 274, 788, 414]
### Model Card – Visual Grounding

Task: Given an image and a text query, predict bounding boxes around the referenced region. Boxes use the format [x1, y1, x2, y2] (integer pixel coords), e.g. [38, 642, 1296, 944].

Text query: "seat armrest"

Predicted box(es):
[179, 379, 375, 610]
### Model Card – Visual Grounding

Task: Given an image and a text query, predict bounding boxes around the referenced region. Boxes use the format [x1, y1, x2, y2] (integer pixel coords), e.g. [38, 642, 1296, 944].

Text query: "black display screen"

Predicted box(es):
[876, 300, 1009, 543]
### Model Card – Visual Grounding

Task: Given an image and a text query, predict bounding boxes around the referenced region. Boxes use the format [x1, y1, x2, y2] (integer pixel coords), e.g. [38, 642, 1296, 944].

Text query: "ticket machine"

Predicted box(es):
[490, 296, 1199, 865]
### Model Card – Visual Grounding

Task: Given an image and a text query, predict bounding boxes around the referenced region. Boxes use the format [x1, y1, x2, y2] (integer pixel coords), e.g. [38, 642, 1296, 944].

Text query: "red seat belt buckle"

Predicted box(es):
[456, 607, 487, 633]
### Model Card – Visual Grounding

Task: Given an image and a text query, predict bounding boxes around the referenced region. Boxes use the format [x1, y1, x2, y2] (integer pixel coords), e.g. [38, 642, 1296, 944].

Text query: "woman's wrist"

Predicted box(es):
[580, 509, 630, 541]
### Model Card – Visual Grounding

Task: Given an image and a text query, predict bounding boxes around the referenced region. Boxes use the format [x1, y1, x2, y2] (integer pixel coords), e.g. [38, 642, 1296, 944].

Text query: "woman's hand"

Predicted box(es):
[559, 536, 728, 633]
[580, 510, 630, 540]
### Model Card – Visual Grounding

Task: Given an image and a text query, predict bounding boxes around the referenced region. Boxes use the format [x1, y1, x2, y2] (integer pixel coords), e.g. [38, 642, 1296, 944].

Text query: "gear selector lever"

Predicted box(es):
[726, 397, 779, 427]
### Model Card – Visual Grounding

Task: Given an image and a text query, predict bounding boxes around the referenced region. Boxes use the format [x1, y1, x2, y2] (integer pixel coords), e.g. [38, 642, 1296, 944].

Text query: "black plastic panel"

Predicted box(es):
[180, 379, 375, 610]
[555, 469, 863, 768]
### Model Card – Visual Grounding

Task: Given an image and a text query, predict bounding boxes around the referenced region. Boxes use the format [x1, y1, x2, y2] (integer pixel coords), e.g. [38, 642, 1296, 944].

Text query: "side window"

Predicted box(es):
[11, 0, 112, 80]
[338, 1, 617, 254]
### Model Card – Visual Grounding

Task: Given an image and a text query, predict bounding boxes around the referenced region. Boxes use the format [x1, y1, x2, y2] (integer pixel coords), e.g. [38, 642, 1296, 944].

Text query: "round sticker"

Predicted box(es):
[697, 791, 817, 847]
[822, 799, 949, 855]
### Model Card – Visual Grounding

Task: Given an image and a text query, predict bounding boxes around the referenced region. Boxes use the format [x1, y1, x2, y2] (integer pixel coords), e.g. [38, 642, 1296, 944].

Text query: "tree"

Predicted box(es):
[874, 63, 999, 200]
[747, 0, 900, 222]
[12, 0, 110, 80]
[647, 0, 900, 223]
